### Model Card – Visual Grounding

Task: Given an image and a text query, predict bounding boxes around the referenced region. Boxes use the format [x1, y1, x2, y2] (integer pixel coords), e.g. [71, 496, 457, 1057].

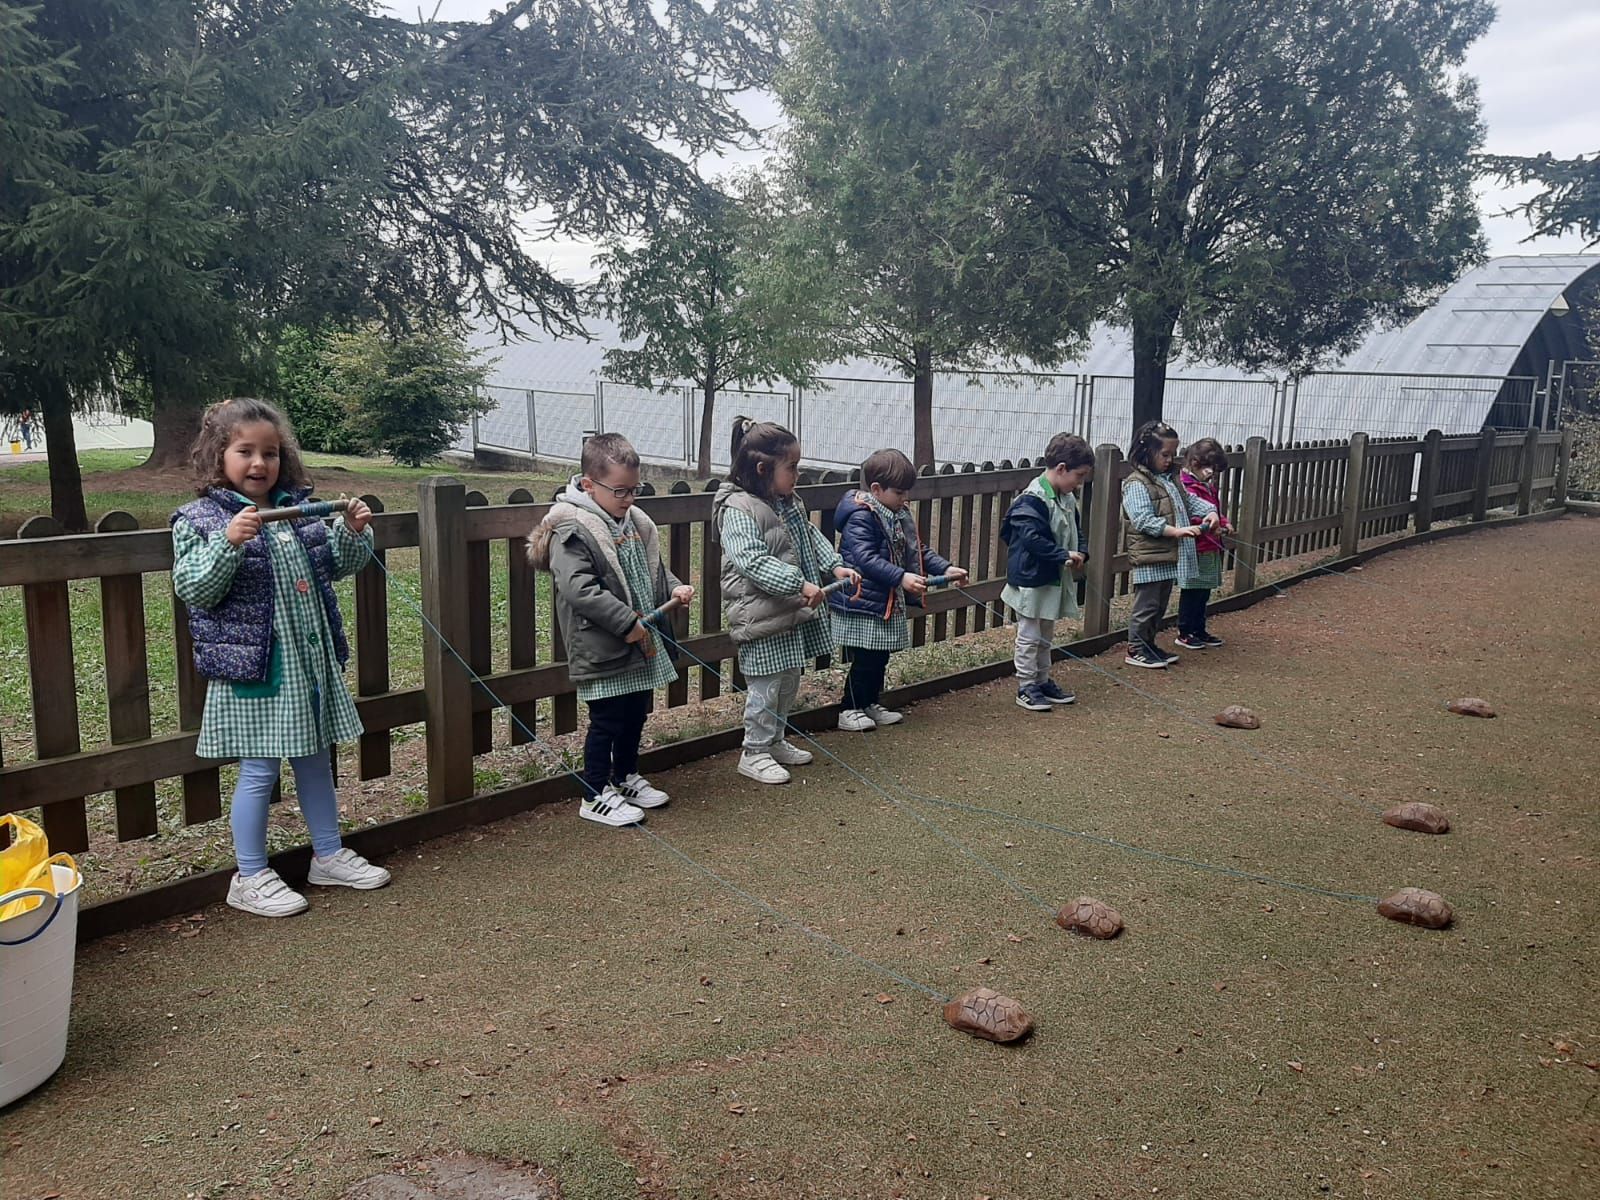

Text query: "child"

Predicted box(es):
[1000, 433, 1094, 711]
[829, 449, 969, 731]
[1175, 437, 1231, 650]
[711, 417, 859, 784]
[171, 398, 389, 918]
[528, 434, 694, 827]
[1120, 420, 1219, 669]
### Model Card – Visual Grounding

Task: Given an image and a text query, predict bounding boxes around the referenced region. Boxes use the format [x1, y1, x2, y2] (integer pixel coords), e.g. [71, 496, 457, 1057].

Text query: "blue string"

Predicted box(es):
[353, 540, 951, 1004]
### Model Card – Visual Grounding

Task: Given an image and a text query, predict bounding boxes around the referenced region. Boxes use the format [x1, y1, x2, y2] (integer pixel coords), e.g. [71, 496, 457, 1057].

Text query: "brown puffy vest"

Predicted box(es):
[1122, 466, 1180, 567]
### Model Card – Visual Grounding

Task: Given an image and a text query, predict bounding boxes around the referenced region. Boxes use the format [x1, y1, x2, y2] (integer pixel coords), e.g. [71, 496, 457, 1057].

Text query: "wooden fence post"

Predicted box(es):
[1470, 426, 1497, 523]
[1340, 432, 1368, 559]
[418, 476, 474, 806]
[1414, 429, 1442, 533]
[18, 515, 88, 852]
[1081, 442, 1121, 638]
[1516, 427, 1540, 515]
[96, 510, 158, 841]
[1554, 427, 1573, 507]
[1230, 437, 1268, 593]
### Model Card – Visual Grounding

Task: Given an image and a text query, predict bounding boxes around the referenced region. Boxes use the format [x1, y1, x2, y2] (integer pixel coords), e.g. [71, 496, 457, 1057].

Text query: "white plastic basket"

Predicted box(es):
[0, 862, 82, 1107]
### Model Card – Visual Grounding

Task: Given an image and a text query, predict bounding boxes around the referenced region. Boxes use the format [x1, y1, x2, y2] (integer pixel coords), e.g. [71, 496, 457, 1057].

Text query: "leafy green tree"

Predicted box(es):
[1481, 151, 1600, 247]
[773, 0, 1103, 466]
[591, 180, 830, 476]
[1, 0, 784, 525]
[267, 326, 359, 454]
[981, 0, 1492, 437]
[321, 326, 492, 468]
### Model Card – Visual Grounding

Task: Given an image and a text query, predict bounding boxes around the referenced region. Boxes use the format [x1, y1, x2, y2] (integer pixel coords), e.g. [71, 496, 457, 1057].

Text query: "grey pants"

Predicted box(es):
[1129, 580, 1174, 653]
[1013, 617, 1055, 687]
[743, 668, 801, 751]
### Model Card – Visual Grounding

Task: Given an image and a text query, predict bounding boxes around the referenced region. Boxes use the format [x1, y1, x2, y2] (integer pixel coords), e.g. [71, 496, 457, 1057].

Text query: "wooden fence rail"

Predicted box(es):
[0, 428, 1573, 873]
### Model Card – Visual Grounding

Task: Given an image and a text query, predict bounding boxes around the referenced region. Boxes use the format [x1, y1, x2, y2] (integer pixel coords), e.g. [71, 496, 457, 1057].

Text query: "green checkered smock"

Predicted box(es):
[1185, 550, 1224, 590]
[575, 509, 679, 702]
[720, 495, 841, 675]
[172, 507, 372, 760]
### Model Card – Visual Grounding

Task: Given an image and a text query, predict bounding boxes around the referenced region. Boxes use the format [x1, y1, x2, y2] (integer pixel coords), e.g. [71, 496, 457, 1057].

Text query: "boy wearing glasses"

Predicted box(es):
[527, 434, 694, 826]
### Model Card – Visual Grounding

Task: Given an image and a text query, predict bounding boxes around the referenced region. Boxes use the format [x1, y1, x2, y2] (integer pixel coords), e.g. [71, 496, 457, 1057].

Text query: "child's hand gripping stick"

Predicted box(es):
[636, 596, 685, 659]
[255, 498, 350, 524]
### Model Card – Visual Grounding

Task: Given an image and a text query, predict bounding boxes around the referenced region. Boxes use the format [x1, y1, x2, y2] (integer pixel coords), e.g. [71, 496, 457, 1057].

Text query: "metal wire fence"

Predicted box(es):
[460, 369, 1541, 472]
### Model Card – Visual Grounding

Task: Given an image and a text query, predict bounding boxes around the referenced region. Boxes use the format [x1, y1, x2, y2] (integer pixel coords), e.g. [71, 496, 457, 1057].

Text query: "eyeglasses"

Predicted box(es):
[586, 477, 640, 499]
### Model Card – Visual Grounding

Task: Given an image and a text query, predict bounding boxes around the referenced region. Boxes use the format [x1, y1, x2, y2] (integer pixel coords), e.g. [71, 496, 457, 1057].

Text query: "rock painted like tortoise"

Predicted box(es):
[1446, 697, 1496, 718]
[1214, 705, 1261, 730]
[942, 987, 1035, 1043]
[1055, 896, 1125, 939]
[1377, 888, 1453, 929]
[1383, 802, 1450, 835]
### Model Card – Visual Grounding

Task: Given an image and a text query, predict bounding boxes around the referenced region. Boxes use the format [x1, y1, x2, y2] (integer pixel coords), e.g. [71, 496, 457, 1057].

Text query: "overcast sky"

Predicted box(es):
[414, 0, 1599, 281]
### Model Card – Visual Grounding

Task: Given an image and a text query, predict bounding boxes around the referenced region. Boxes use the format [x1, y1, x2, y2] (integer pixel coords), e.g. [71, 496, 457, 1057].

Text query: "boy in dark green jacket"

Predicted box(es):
[528, 434, 692, 826]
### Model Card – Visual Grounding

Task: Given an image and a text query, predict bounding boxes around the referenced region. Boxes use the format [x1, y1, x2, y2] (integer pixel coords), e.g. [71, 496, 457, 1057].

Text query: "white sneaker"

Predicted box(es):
[863, 704, 903, 726]
[837, 708, 877, 733]
[227, 869, 309, 918]
[614, 772, 669, 808]
[307, 847, 392, 890]
[738, 751, 791, 785]
[579, 787, 646, 827]
[769, 740, 814, 766]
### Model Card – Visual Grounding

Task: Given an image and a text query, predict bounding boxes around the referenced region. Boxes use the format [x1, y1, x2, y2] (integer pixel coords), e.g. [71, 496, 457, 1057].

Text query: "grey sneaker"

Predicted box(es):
[769, 740, 814, 766]
[1015, 685, 1053, 712]
[863, 703, 904, 726]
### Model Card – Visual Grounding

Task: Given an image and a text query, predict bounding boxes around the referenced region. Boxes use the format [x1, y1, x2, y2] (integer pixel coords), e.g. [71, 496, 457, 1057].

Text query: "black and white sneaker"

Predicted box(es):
[1038, 679, 1076, 705]
[579, 787, 646, 827]
[1155, 644, 1180, 664]
[1198, 631, 1225, 647]
[1123, 646, 1169, 669]
[1174, 633, 1206, 651]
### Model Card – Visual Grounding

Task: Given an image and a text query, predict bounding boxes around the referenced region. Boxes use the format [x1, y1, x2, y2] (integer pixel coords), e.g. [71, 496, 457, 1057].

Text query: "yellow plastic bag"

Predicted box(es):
[1, 814, 77, 922]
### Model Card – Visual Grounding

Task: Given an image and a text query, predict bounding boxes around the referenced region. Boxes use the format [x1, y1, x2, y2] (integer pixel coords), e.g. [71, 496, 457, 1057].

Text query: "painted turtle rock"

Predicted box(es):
[1055, 896, 1124, 939]
[1214, 705, 1261, 730]
[1377, 888, 1453, 929]
[942, 987, 1034, 1043]
[1446, 697, 1496, 718]
[1383, 802, 1450, 835]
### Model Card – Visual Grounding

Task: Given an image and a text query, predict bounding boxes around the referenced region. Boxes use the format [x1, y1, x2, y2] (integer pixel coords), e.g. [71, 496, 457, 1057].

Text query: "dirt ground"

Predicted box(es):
[5, 516, 1597, 1200]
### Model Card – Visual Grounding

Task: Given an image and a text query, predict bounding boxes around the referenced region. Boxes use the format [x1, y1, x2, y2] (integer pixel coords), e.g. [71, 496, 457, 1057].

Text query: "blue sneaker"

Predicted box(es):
[1038, 679, 1076, 705]
[1015, 685, 1053, 712]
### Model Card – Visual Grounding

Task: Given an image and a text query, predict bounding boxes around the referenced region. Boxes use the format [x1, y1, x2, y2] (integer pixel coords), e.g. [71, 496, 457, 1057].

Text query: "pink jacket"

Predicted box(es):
[1180, 470, 1229, 555]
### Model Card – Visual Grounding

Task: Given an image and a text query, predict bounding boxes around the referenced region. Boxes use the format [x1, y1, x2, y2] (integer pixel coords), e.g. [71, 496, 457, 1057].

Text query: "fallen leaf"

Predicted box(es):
[727, 1104, 746, 1116]
[1287, 1061, 1305, 1073]
[368, 1117, 383, 1128]
[1006, 934, 1024, 944]
[482, 1024, 497, 1034]
[875, 993, 894, 1005]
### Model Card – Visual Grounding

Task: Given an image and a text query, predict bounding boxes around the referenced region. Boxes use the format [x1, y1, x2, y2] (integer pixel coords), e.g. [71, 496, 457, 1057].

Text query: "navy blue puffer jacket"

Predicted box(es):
[829, 491, 951, 618]
[1000, 493, 1087, 588]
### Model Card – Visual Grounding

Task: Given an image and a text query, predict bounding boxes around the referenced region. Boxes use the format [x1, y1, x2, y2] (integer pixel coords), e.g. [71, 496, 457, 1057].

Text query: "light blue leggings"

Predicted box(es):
[231, 752, 343, 877]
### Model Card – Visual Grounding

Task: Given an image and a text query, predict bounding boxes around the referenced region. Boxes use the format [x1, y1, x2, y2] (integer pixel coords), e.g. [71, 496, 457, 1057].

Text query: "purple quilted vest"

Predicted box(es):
[172, 487, 349, 682]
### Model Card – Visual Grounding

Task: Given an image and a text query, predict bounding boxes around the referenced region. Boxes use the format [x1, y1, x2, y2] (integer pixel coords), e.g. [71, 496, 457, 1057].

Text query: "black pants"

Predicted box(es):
[1177, 587, 1211, 637]
[842, 648, 891, 710]
[583, 690, 651, 794]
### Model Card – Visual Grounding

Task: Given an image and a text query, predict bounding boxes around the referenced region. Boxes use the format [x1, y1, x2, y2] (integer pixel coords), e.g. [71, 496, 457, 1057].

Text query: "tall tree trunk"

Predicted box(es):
[146, 387, 203, 469]
[911, 341, 935, 468]
[697, 378, 716, 478]
[40, 378, 88, 532]
[1130, 309, 1179, 441]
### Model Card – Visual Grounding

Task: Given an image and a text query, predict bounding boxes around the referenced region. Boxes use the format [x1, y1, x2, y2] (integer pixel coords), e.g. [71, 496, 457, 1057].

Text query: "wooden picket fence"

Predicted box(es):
[0, 427, 1573, 899]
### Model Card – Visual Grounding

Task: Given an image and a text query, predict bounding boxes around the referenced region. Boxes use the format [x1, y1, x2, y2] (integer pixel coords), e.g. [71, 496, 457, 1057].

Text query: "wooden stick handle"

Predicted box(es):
[255, 499, 349, 524]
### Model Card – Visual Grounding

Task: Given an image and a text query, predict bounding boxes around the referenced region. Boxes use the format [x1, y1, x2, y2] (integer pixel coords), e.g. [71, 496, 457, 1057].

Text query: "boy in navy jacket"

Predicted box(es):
[999, 434, 1094, 711]
[829, 449, 968, 730]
